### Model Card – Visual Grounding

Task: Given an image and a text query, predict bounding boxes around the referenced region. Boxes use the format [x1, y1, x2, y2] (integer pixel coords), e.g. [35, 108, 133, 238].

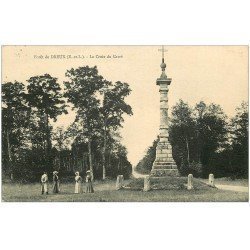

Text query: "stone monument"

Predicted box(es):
[151, 47, 179, 177]
[143, 175, 151, 192]
[208, 173, 215, 187]
[187, 174, 194, 190]
[116, 175, 124, 190]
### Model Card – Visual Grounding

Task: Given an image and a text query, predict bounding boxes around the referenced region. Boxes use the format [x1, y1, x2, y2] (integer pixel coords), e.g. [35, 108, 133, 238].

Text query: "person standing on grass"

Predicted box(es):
[85, 170, 94, 193]
[41, 172, 49, 195]
[74, 171, 82, 194]
[52, 171, 60, 193]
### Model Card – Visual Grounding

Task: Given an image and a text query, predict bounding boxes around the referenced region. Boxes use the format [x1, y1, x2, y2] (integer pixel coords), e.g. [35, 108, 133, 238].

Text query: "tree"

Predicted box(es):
[64, 66, 105, 179]
[2, 81, 30, 179]
[110, 141, 132, 179]
[194, 102, 228, 176]
[52, 127, 71, 170]
[169, 100, 196, 175]
[100, 81, 133, 179]
[135, 139, 159, 174]
[136, 100, 230, 177]
[26, 74, 67, 170]
[230, 102, 248, 177]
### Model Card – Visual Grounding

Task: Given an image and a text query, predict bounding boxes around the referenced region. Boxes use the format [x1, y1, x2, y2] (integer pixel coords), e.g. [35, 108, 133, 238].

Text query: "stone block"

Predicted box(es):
[151, 168, 179, 177]
[143, 176, 151, 192]
[116, 175, 124, 190]
[208, 173, 215, 187]
[187, 174, 194, 190]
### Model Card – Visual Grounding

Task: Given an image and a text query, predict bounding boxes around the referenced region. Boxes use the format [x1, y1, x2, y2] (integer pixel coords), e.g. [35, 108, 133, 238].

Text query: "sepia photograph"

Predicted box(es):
[1, 1, 250, 250]
[1, 45, 248, 202]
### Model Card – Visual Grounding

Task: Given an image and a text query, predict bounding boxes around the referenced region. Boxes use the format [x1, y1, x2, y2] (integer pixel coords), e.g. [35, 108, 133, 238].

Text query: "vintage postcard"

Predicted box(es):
[1, 45, 248, 202]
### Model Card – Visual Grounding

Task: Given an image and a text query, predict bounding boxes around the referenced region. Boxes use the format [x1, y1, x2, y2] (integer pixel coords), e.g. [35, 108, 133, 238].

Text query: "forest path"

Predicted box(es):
[132, 169, 147, 179]
[216, 184, 248, 193]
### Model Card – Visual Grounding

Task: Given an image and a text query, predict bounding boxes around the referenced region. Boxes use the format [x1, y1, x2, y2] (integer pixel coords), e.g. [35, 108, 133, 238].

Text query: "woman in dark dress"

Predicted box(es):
[85, 170, 94, 193]
[52, 171, 60, 193]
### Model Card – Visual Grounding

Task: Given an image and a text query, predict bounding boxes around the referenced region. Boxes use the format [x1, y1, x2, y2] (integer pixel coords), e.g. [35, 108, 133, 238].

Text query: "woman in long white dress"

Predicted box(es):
[41, 172, 48, 194]
[74, 172, 82, 194]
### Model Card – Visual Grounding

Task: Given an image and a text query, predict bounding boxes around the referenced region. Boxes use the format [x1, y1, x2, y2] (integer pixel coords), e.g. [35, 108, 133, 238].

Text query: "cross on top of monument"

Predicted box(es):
[158, 45, 168, 64]
[158, 46, 168, 77]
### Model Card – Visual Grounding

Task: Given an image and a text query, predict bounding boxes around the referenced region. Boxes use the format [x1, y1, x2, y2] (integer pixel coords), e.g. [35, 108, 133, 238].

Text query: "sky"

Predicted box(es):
[2, 46, 248, 166]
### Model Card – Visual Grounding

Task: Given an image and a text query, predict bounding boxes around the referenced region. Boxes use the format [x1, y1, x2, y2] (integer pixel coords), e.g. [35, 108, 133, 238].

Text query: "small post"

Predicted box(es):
[143, 176, 151, 192]
[208, 174, 215, 187]
[116, 175, 124, 190]
[187, 174, 194, 190]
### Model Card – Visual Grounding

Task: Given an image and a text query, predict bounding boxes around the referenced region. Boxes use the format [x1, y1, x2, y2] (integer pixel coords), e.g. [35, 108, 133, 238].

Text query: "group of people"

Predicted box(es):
[41, 170, 94, 195]
[74, 170, 94, 194]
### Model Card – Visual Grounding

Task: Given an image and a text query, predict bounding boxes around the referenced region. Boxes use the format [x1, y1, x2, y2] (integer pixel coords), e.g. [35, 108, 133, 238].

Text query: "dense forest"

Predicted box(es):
[2, 66, 133, 182]
[135, 100, 248, 179]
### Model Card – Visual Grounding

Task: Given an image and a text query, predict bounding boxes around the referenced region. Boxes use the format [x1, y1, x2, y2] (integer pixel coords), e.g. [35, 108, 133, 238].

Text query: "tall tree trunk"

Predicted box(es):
[88, 138, 94, 180]
[185, 136, 190, 167]
[45, 113, 52, 169]
[197, 130, 202, 164]
[102, 122, 107, 180]
[108, 151, 111, 171]
[58, 150, 61, 170]
[118, 157, 121, 174]
[81, 153, 84, 171]
[6, 129, 13, 180]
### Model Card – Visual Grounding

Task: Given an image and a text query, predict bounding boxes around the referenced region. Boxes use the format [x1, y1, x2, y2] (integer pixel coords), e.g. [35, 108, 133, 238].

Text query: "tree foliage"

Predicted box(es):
[229, 102, 248, 177]
[64, 66, 106, 179]
[26, 74, 67, 170]
[100, 81, 133, 179]
[136, 100, 248, 178]
[135, 139, 159, 174]
[2, 81, 30, 177]
[64, 66, 133, 180]
[2, 66, 133, 182]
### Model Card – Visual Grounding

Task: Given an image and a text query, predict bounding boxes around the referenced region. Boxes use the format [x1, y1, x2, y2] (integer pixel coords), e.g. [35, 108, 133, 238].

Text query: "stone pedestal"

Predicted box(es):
[151, 59, 178, 177]
[151, 140, 178, 177]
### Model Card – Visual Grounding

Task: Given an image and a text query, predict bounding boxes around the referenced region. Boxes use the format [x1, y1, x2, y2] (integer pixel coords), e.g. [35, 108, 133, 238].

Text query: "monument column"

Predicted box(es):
[151, 48, 178, 177]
